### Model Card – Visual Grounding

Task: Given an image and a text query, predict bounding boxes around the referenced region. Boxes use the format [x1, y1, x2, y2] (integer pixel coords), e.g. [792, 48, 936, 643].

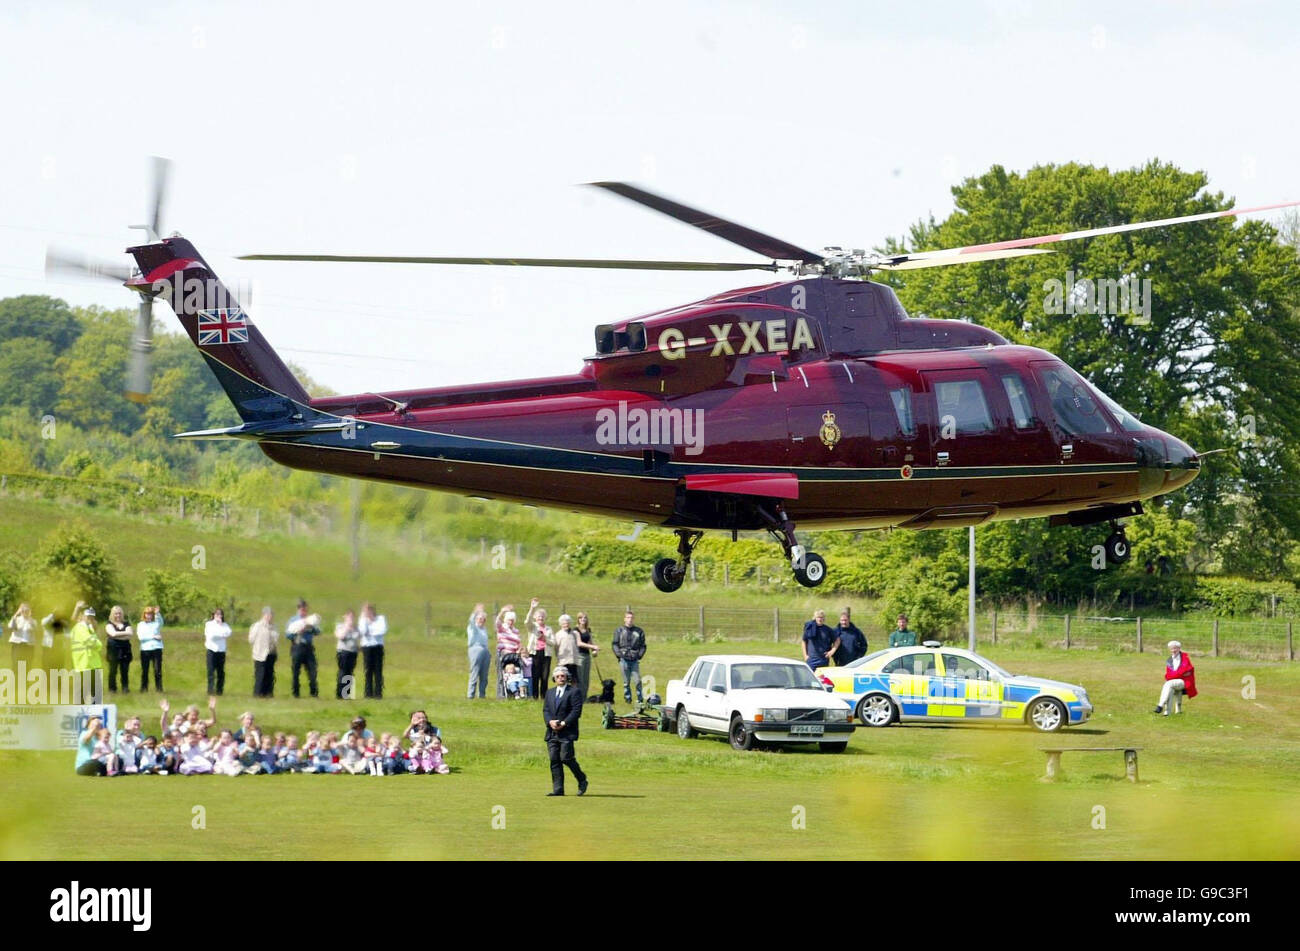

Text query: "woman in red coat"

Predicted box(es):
[1154, 640, 1197, 715]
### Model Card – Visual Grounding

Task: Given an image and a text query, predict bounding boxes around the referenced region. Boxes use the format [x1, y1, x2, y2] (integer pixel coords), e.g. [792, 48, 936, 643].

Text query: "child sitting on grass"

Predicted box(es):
[178, 733, 213, 775]
[381, 733, 405, 775]
[93, 728, 119, 776]
[116, 730, 140, 774]
[423, 735, 450, 775]
[212, 729, 243, 776]
[310, 736, 338, 773]
[238, 730, 262, 774]
[279, 735, 302, 773]
[363, 735, 383, 776]
[138, 736, 161, 774]
[338, 734, 367, 774]
[257, 734, 280, 774]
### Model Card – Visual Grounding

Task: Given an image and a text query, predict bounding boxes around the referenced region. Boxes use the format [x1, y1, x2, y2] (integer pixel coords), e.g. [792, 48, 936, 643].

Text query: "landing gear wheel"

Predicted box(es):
[793, 552, 827, 588]
[1104, 532, 1130, 565]
[652, 557, 684, 593]
[729, 714, 756, 751]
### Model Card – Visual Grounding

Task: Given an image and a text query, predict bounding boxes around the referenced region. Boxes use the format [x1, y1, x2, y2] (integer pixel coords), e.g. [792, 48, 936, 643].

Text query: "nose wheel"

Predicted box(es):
[1104, 522, 1131, 564]
[652, 529, 703, 593]
[759, 502, 828, 588]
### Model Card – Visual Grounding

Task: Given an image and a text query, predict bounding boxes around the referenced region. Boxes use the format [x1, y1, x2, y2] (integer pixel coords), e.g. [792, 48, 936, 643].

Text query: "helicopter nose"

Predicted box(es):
[1160, 434, 1200, 492]
[1135, 433, 1199, 496]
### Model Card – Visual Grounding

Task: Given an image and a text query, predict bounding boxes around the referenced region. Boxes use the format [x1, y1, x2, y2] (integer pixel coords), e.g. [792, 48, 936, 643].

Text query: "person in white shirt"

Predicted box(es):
[334, 609, 360, 699]
[204, 607, 233, 695]
[359, 602, 387, 699]
[136, 605, 165, 693]
[7, 603, 37, 669]
[248, 607, 279, 697]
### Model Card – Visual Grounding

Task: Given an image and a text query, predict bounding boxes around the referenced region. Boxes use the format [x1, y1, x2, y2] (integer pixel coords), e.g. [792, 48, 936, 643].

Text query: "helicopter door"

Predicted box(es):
[920, 369, 1004, 509]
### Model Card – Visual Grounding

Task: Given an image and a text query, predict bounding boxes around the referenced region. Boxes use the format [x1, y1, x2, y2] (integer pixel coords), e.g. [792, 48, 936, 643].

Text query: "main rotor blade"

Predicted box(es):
[588, 181, 825, 264]
[45, 246, 133, 284]
[237, 253, 779, 272]
[886, 199, 1300, 267]
[874, 247, 1056, 270]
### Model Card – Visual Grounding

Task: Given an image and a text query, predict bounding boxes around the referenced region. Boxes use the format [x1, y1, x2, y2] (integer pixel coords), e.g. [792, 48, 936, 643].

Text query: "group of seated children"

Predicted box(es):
[75, 706, 450, 776]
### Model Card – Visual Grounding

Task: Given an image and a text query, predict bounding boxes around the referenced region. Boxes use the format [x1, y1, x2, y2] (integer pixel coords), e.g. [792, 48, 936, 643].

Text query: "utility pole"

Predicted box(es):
[350, 480, 361, 580]
[968, 525, 976, 650]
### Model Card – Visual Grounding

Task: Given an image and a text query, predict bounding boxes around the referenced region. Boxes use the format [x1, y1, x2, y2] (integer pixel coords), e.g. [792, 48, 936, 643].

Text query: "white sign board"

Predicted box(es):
[0, 704, 118, 751]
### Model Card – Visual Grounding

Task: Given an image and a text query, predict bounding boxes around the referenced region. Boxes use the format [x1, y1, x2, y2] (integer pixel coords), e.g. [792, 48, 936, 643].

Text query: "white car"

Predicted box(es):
[663, 654, 855, 752]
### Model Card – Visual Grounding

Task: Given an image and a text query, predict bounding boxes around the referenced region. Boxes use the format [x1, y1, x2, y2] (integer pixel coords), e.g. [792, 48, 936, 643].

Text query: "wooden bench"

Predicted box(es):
[1041, 747, 1142, 782]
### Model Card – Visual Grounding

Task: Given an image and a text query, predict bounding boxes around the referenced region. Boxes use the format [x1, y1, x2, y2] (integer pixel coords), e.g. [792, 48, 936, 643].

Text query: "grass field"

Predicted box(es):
[2, 496, 1299, 860]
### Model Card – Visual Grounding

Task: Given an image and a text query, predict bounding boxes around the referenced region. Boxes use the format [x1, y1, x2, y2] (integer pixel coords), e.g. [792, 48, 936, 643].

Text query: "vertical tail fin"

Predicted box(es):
[126, 236, 310, 421]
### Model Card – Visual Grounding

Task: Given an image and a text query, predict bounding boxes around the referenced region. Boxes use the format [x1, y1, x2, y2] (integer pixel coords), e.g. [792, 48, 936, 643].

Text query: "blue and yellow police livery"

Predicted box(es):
[819, 645, 1092, 732]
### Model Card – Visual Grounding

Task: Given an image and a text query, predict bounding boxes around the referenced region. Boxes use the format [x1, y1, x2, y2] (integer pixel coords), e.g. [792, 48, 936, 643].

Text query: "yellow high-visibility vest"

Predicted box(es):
[70, 621, 103, 670]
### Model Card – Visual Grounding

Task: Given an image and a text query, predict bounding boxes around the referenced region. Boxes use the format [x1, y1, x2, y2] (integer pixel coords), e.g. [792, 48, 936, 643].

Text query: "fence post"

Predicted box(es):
[756, 564, 763, 586]
[699, 605, 705, 639]
[179, 495, 186, 518]
[480, 537, 486, 560]
[773, 607, 780, 642]
[723, 564, 729, 587]
[689, 561, 696, 582]
[991, 610, 997, 645]
[1136, 616, 1143, 653]
[1213, 619, 1219, 658]
[1288, 621, 1294, 661]
[1064, 614, 1071, 649]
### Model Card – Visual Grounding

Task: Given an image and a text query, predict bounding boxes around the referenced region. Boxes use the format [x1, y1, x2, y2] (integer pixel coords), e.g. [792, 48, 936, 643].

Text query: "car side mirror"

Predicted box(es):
[710, 684, 727, 694]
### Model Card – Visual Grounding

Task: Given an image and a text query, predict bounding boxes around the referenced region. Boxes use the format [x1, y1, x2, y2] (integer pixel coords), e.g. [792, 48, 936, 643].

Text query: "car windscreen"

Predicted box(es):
[729, 663, 823, 690]
[845, 648, 890, 669]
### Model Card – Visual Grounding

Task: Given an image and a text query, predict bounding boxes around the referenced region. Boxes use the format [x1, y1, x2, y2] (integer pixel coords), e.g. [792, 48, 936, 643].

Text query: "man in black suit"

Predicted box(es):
[543, 667, 588, 796]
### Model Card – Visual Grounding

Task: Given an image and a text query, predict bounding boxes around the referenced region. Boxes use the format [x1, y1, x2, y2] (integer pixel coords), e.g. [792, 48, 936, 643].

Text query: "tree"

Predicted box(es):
[0, 295, 81, 351]
[0, 336, 60, 413]
[53, 307, 139, 432]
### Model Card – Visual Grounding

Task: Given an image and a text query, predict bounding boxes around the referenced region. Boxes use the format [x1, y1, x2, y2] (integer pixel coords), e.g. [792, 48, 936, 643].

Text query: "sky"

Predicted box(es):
[2, 0, 1299, 394]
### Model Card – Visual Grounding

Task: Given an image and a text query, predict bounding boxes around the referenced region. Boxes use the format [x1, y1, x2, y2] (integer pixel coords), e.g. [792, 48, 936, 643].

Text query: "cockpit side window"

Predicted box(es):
[1000, 374, 1038, 429]
[889, 388, 916, 437]
[1036, 366, 1114, 436]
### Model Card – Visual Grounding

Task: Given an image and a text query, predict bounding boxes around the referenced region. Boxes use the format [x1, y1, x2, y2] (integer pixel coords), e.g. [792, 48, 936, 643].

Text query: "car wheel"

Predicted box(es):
[856, 693, 897, 727]
[818, 742, 847, 753]
[676, 707, 696, 739]
[729, 715, 755, 751]
[1028, 697, 1067, 732]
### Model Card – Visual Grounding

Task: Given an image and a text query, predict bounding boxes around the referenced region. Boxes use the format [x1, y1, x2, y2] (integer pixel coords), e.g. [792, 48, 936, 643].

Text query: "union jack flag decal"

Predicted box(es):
[197, 307, 250, 346]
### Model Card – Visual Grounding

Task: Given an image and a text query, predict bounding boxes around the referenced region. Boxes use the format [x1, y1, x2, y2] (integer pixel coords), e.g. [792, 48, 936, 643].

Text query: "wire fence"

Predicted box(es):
[986, 612, 1296, 662]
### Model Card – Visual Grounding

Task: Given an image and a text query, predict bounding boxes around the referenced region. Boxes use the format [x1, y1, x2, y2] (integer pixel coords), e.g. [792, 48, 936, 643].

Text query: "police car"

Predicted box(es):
[817, 643, 1092, 732]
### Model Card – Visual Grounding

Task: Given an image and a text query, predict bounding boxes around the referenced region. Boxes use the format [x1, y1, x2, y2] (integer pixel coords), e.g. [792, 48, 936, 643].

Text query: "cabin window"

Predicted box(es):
[1038, 366, 1114, 435]
[934, 379, 994, 434]
[1000, 374, 1037, 429]
[889, 388, 916, 437]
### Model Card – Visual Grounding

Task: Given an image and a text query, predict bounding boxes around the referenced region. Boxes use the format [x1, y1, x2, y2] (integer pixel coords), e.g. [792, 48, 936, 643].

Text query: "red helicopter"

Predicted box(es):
[48, 171, 1298, 592]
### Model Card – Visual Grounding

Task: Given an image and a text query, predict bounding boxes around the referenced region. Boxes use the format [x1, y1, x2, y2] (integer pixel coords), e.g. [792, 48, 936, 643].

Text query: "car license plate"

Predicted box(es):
[790, 724, 823, 735]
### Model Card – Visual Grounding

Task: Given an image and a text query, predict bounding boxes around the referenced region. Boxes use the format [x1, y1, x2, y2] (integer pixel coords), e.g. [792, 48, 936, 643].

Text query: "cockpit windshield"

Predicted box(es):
[1088, 383, 1146, 432]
